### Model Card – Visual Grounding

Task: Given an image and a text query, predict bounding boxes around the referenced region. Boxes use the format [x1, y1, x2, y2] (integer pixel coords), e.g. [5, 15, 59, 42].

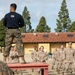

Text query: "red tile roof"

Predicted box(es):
[21, 32, 75, 43]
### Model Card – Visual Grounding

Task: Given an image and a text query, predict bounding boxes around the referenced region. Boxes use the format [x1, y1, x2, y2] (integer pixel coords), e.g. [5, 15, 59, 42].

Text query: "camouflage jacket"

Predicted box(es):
[0, 61, 14, 75]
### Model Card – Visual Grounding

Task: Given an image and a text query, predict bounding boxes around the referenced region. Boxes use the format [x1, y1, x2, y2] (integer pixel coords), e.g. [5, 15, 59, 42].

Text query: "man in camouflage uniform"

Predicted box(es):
[52, 48, 60, 71]
[3, 3, 25, 63]
[31, 46, 39, 62]
[63, 42, 75, 74]
[38, 46, 48, 75]
[38, 46, 48, 63]
[57, 45, 65, 74]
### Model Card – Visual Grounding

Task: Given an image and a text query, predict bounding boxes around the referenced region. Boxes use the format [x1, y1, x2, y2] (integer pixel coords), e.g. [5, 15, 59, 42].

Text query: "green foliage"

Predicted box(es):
[67, 21, 75, 32]
[20, 6, 33, 33]
[55, 0, 71, 32]
[36, 16, 51, 32]
[55, 20, 62, 32]
[0, 19, 6, 47]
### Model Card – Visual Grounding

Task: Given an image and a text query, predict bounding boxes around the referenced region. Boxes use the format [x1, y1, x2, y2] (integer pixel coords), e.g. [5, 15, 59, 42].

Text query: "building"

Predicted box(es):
[21, 32, 75, 54]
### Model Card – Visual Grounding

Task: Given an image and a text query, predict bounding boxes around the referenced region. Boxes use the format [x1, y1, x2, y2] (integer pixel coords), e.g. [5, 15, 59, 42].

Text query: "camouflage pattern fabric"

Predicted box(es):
[62, 47, 75, 73]
[0, 61, 14, 75]
[38, 51, 48, 62]
[52, 49, 60, 70]
[31, 50, 39, 62]
[3, 29, 24, 57]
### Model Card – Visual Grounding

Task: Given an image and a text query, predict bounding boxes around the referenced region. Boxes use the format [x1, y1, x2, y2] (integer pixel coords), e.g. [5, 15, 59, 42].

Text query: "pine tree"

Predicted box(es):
[36, 16, 51, 32]
[21, 6, 33, 33]
[55, 20, 62, 32]
[67, 21, 75, 32]
[55, 0, 71, 32]
[0, 19, 6, 47]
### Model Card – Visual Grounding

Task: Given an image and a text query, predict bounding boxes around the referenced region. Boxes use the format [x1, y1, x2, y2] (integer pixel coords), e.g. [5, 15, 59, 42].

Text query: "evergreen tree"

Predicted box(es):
[67, 21, 75, 32]
[55, 20, 62, 32]
[0, 19, 6, 47]
[55, 0, 71, 32]
[21, 6, 33, 33]
[36, 16, 51, 32]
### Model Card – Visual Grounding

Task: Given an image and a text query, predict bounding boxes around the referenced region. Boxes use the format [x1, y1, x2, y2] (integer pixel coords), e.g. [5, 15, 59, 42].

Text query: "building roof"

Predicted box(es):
[21, 32, 75, 43]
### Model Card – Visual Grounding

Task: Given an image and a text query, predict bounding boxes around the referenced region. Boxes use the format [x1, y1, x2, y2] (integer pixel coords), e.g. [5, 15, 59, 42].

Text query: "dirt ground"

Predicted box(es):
[0, 53, 63, 75]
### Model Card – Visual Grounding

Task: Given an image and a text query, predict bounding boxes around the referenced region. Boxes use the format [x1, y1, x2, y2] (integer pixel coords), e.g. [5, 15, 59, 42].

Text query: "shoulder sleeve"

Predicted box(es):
[19, 15, 24, 27]
[3, 15, 7, 27]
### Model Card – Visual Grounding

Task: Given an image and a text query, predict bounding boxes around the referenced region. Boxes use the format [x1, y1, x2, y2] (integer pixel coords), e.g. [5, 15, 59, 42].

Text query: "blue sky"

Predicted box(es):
[0, 0, 75, 32]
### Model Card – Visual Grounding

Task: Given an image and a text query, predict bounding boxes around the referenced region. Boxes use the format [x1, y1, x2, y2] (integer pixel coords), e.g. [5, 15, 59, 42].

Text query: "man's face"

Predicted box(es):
[10, 6, 15, 12]
[68, 43, 72, 48]
[61, 45, 64, 50]
[40, 47, 44, 51]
